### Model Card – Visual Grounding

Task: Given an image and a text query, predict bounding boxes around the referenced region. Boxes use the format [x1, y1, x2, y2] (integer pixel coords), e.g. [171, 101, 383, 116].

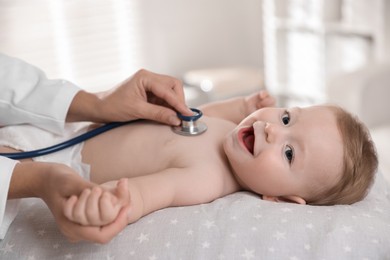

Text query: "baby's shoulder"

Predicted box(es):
[203, 116, 236, 126]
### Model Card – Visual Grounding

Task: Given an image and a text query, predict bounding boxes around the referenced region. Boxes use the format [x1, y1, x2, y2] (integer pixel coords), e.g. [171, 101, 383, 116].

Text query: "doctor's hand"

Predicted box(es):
[11, 162, 130, 244]
[67, 69, 193, 126]
[42, 163, 130, 244]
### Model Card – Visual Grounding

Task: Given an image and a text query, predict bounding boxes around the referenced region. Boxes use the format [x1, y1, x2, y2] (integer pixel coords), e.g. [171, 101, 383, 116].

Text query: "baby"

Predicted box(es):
[7, 91, 379, 227]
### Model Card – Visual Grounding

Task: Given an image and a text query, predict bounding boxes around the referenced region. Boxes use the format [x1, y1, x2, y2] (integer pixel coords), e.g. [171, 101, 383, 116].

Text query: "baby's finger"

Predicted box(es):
[73, 188, 91, 225]
[116, 178, 130, 206]
[99, 191, 119, 224]
[260, 96, 276, 108]
[63, 195, 78, 222]
[85, 186, 103, 225]
[259, 90, 272, 99]
[257, 91, 276, 108]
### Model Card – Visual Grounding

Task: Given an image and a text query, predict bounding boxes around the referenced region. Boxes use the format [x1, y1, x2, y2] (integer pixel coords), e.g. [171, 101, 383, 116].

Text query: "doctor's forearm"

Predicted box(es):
[8, 162, 49, 199]
[66, 90, 103, 123]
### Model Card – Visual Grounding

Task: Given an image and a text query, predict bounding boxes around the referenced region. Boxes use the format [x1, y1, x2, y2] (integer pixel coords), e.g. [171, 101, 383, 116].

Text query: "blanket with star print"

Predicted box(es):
[1, 169, 389, 260]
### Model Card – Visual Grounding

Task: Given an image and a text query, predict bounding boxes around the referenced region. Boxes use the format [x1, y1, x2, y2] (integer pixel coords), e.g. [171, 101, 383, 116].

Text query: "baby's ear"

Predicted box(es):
[263, 195, 306, 205]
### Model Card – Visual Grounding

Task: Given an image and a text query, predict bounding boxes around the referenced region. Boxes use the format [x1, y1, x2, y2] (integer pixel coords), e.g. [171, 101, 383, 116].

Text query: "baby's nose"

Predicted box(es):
[264, 122, 285, 142]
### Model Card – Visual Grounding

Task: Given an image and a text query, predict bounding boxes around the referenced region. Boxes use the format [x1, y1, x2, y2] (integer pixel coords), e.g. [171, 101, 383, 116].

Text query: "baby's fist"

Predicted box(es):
[245, 90, 276, 115]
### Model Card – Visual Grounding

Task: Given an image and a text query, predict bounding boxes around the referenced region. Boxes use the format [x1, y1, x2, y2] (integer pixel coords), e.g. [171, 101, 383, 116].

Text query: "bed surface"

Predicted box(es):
[1, 169, 389, 260]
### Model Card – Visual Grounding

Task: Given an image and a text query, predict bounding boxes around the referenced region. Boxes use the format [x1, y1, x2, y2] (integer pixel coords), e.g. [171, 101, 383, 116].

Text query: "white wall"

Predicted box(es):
[137, 0, 263, 77]
[0, 0, 263, 90]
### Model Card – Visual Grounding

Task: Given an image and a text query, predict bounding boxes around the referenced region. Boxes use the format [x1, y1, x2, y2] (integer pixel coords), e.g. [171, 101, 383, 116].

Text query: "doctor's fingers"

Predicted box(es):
[70, 205, 130, 244]
[143, 73, 192, 116]
[138, 102, 182, 126]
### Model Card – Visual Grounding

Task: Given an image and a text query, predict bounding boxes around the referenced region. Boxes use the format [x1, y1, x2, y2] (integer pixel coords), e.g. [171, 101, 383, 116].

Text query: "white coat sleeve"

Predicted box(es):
[0, 157, 19, 239]
[0, 53, 81, 239]
[0, 53, 81, 134]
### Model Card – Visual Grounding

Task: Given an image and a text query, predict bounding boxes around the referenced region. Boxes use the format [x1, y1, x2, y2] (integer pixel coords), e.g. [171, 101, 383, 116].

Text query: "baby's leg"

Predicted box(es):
[0, 146, 32, 162]
[64, 178, 130, 226]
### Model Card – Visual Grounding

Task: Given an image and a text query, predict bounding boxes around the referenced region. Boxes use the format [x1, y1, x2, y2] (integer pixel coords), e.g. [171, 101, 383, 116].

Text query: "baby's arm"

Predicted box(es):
[64, 167, 221, 226]
[199, 90, 275, 124]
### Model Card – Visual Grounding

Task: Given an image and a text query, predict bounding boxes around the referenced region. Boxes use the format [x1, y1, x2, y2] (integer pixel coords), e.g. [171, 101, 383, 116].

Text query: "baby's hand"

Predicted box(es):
[244, 90, 276, 115]
[63, 178, 130, 226]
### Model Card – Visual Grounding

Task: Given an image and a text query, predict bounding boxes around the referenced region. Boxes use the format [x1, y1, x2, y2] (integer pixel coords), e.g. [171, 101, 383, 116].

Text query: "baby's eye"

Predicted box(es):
[285, 145, 294, 164]
[282, 111, 290, 125]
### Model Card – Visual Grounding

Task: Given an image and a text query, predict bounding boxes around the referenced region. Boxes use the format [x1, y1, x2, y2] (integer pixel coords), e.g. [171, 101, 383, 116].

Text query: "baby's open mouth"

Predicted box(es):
[240, 126, 255, 155]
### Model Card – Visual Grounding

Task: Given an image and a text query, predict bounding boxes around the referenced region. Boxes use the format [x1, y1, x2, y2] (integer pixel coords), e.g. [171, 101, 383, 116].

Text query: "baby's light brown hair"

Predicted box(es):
[308, 106, 378, 205]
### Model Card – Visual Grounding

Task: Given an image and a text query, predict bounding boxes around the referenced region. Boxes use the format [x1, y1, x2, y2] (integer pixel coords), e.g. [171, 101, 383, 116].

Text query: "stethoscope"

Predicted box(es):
[172, 108, 207, 136]
[0, 108, 207, 160]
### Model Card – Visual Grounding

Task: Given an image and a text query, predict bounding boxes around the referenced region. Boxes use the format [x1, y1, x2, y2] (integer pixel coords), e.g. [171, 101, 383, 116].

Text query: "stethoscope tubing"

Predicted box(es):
[0, 120, 139, 160]
[0, 107, 205, 160]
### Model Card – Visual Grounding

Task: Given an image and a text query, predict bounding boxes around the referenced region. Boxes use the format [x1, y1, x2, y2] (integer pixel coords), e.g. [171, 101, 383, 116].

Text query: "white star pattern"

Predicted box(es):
[1, 189, 389, 259]
[344, 246, 352, 252]
[0, 243, 14, 254]
[362, 213, 373, 218]
[137, 233, 149, 243]
[37, 229, 46, 236]
[342, 226, 354, 234]
[203, 220, 216, 229]
[374, 207, 384, 213]
[306, 223, 314, 229]
[273, 231, 286, 240]
[253, 214, 262, 220]
[202, 241, 210, 249]
[241, 248, 255, 259]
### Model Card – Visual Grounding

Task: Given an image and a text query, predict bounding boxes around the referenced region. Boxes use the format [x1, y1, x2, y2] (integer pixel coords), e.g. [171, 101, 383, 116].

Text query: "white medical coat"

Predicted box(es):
[0, 53, 80, 239]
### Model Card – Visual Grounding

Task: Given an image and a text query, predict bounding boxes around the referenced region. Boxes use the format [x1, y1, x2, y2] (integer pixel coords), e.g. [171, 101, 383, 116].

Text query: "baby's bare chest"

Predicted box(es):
[120, 119, 232, 169]
[85, 117, 237, 190]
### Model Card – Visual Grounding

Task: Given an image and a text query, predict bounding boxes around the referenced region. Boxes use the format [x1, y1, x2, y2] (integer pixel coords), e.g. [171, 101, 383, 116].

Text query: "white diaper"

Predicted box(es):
[0, 123, 91, 180]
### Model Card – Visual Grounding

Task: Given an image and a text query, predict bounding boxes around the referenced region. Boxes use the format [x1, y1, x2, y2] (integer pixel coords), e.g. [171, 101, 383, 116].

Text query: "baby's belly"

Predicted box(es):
[82, 121, 174, 183]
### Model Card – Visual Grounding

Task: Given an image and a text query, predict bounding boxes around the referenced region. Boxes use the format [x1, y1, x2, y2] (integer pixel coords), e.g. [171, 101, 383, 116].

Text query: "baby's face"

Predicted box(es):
[223, 106, 343, 204]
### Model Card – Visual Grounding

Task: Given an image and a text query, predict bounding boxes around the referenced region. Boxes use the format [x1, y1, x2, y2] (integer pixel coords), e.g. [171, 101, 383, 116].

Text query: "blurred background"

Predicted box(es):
[1, 0, 390, 178]
[0, 0, 262, 104]
[0, 0, 389, 106]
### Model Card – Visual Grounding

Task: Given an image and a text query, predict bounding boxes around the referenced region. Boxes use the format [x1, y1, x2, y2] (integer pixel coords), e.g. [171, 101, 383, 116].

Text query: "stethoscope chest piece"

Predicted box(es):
[172, 108, 208, 136]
